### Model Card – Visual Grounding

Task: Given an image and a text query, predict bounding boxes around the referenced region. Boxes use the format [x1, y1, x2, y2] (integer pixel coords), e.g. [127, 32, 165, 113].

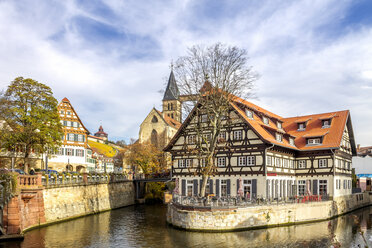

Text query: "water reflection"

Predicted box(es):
[2, 205, 372, 248]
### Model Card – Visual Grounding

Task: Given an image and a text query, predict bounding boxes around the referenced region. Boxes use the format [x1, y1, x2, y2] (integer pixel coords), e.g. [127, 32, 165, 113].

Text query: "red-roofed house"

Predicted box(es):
[165, 94, 356, 199]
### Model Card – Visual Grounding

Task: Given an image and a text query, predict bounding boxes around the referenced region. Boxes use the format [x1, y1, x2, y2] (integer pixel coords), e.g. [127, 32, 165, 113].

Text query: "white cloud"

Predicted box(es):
[0, 0, 371, 146]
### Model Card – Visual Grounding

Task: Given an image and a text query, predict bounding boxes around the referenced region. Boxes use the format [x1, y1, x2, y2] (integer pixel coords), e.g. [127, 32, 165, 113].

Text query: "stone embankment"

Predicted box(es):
[2, 174, 134, 234]
[167, 193, 372, 231]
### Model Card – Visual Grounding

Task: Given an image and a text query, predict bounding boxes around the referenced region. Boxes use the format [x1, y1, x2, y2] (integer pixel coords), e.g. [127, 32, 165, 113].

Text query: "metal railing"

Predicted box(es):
[41, 173, 130, 187]
[172, 194, 331, 208]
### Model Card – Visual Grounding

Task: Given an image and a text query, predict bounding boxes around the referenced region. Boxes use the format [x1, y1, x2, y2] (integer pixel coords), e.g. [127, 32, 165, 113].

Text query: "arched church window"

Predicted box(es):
[151, 129, 158, 147]
[151, 116, 158, 123]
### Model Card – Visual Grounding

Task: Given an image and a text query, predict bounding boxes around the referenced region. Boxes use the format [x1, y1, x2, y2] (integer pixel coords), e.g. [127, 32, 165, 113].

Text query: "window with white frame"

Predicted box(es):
[66, 148, 73, 156]
[246, 110, 253, 119]
[298, 180, 306, 196]
[178, 159, 185, 168]
[283, 159, 289, 168]
[60, 110, 64, 114]
[68, 133, 75, 141]
[275, 157, 281, 167]
[76, 149, 84, 157]
[188, 135, 196, 144]
[57, 148, 64, 155]
[348, 180, 351, 189]
[319, 180, 327, 195]
[308, 138, 321, 145]
[200, 158, 207, 167]
[217, 157, 226, 167]
[322, 119, 331, 128]
[277, 122, 282, 129]
[186, 180, 194, 196]
[201, 114, 208, 122]
[243, 179, 251, 198]
[185, 159, 193, 167]
[276, 133, 283, 142]
[319, 159, 327, 168]
[298, 160, 306, 169]
[262, 116, 269, 125]
[289, 138, 295, 146]
[233, 130, 242, 140]
[266, 156, 272, 166]
[298, 122, 306, 130]
[67, 111, 71, 115]
[247, 156, 255, 166]
[218, 131, 226, 142]
[78, 134, 84, 142]
[343, 180, 346, 189]
[238, 156, 246, 166]
[220, 179, 228, 197]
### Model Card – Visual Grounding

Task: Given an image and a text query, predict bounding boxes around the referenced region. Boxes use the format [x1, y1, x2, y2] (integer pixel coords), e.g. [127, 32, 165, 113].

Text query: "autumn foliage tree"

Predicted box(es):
[125, 141, 163, 177]
[173, 43, 258, 197]
[0, 77, 63, 172]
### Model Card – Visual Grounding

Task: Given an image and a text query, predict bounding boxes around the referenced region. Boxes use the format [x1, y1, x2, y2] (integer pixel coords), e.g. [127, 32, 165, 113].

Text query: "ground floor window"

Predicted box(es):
[243, 179, 251, 199]
[186, 180, 194, 197]
[220, 179, 228, 197]
[298, 180, 306, 196]
[319, 180, 327, 195]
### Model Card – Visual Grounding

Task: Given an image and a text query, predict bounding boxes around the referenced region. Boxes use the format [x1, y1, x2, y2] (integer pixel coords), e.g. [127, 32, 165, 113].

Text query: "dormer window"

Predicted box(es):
[308, 138, 321, 145]
[277, 121, 282, 129]
[245, 109, 253, 119]
[322, 119, 331, 128]
[276, 133, 283, 142]
[298, 122, 306, 131]
[289, 137, 295, 146]
[263, 116, 269, 125]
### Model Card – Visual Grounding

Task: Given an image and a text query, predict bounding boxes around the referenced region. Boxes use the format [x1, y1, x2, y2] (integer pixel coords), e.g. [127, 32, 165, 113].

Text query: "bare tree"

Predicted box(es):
[173, 43, 258, 197]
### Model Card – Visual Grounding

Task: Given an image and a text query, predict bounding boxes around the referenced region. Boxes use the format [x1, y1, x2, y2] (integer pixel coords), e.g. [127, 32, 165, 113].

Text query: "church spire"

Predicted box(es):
[162, 70, 179, 101]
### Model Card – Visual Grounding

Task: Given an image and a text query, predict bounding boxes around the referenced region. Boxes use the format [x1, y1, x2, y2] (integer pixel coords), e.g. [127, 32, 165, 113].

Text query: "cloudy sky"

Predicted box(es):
[0, 0, 371, 145]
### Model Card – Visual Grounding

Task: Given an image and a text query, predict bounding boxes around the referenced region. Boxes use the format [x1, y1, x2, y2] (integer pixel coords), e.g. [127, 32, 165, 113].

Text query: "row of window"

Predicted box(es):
[54, 148, 85, 157]
[64, 133, 85, 142]
[60, 110, 72, 115]
[61, 120, 80, 128]
[336, 179, 352, 190]
[178, 156, 256, 168]
[267, 156, 295, 168]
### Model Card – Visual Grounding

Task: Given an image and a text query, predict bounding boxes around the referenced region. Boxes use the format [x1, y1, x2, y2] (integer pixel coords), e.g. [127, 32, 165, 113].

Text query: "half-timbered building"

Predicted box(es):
[48, 97, 91, 172]
[164, 96, 356, 199]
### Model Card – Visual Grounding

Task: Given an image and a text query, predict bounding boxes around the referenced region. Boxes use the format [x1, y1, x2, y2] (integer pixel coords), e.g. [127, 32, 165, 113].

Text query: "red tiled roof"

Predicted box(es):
[165, 95, 353, 153]
[281, 110, 349, 150]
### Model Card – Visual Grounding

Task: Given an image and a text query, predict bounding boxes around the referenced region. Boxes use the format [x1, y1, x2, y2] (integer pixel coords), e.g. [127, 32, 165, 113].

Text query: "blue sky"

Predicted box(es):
[0, 0, 372, 145]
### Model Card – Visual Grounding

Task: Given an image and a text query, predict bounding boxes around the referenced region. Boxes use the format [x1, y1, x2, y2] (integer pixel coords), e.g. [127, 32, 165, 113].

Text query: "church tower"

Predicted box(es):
[162, 70, 182, 122]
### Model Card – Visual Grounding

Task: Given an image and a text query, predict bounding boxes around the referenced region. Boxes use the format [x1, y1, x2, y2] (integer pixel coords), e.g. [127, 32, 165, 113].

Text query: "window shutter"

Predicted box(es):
[181, 179, 186, 196]
[313, 180, 318, 195]
[83, 135, 85, 142]
[193, 179, 198, 196]
[62, 148, 64, 155]
[209, 180, 213, 194]
[216, 179, 220, 196]
[227, 179, 231, 196]
[252, 179, 257, 198]
[82, 150, 84, 157]
[71, 149, 74, 156]
[237, 179, 240, 195]
[74, 134, 78, 141]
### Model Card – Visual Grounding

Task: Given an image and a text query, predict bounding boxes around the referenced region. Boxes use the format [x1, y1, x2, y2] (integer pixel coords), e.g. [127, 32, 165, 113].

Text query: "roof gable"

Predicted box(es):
[58, 98, 90, 134]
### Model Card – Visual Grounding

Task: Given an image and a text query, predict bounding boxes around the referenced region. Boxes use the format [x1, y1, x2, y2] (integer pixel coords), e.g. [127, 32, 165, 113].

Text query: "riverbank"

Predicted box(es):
[2, 175, 135, 235]
[167, 192, 372, 232]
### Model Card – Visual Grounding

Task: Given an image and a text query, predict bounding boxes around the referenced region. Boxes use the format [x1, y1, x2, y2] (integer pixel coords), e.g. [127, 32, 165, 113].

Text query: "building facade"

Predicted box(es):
[165, 96, 356, 199]
[48, 97, 90, 172]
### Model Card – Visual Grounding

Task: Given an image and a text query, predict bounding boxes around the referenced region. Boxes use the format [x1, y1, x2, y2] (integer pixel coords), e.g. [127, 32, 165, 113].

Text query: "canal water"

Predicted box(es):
[2, 204, 372, 248]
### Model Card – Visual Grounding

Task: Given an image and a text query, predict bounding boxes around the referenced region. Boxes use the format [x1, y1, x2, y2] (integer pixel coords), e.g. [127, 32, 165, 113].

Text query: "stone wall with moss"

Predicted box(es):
[167, 193, 372, 231]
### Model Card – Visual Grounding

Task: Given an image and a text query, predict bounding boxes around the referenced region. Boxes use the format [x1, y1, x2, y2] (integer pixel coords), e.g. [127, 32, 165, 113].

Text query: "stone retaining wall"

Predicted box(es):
[2, 181, 135, 234]
[43, 181, 135, 223]
[167, 193, 372, 231]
